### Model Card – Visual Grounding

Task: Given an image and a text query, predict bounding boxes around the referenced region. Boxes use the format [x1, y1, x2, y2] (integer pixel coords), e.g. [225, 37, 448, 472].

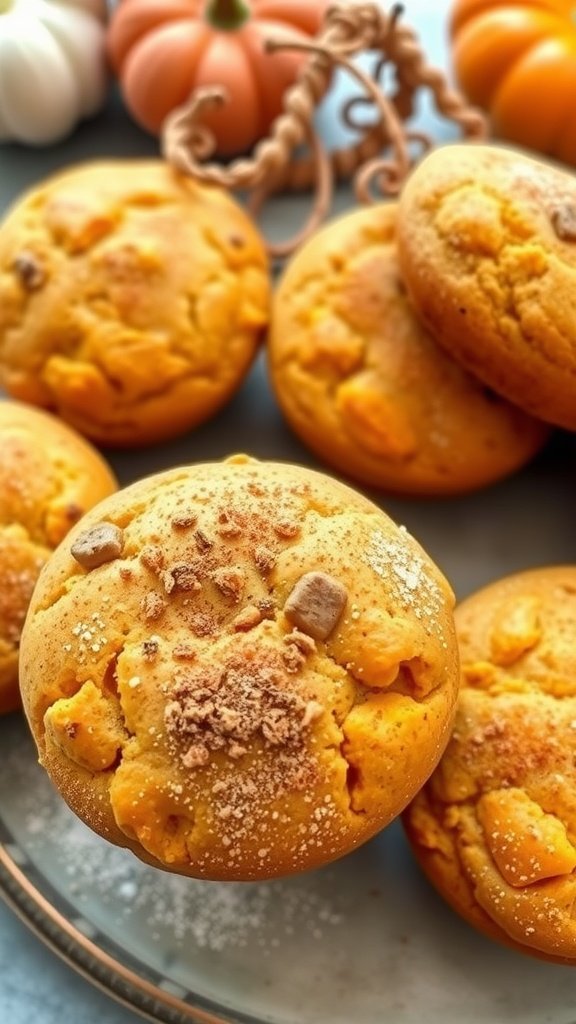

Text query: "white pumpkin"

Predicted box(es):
[0, 0, 109, 145]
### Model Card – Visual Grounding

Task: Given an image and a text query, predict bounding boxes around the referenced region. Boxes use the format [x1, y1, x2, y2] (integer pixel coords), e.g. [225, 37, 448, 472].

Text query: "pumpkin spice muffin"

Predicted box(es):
[398, 143, 576, 430]
[0, 401, 117, 715]
[20, 456, 459, 881]
[0, 160, 269, 446]
[404, 567, 576, 963]
[269, 203, 548, 495]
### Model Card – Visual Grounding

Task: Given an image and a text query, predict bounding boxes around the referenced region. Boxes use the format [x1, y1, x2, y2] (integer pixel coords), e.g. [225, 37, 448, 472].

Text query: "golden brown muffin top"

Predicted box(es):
[21, 456, 459, 879]
[397, 143, 576, 429]
[0, 401, 117, 710]
[416, 567, 576, 960]
[0, 160, 269, 445]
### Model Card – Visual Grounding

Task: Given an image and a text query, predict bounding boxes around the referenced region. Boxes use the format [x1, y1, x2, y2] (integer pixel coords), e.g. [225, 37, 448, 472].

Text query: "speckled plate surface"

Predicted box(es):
[3, 5, 576, 1022]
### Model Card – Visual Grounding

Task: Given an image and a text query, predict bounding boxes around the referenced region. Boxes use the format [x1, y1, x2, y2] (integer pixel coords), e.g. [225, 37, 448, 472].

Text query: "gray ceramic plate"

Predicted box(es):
[2, 5, 576, 1022]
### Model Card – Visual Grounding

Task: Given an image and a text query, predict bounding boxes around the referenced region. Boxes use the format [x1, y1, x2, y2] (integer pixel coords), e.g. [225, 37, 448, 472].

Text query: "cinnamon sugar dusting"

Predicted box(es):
[164, 660, 323, 769]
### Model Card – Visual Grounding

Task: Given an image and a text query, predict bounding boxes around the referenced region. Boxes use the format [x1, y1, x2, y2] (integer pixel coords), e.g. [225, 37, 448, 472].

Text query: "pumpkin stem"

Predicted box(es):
[206, 0, 250, 30]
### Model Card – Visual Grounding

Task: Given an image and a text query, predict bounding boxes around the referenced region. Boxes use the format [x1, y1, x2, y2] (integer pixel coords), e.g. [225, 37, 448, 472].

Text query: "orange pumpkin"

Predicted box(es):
[108, 0, 329, 155]
[450, 0, 576, 164]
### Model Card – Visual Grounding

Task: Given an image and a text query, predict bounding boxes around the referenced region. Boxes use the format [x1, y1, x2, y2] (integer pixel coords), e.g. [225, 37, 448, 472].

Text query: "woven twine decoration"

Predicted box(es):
[162, 1, 487, 257]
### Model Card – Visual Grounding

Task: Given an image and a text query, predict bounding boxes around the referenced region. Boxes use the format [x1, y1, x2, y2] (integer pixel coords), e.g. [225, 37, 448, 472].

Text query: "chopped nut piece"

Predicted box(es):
[258, 597, 276, 619]
[255, 545, 276, 573]
[166, 563, 201, 593]
[274, 518, 301, 539]
[140, 545, 165, 573]
[282, 645, 306, 674]
[189, 613, 215, 637]
[287, 630, 317, 656]
[217, 510, 243, 538]
[182, 744, 210, 768]
[282, 629, 317, 673]
[71, 523, 124, 570]
[171, 512, 197, 530]
[141, 592, 166, 621]
[284, 571, 348, 640]
[211, 567, 245, 602]
[173, 642, 197, 661]
[551, 203, 576, 241]
[13, 251, 45, 290]
[142, 639, 159, 661]
[233, 605, 262, 632]
[194, 529, 213, 552]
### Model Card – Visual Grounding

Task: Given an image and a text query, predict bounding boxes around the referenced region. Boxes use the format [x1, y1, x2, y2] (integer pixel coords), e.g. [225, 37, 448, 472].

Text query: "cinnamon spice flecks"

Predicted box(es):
[164, 661, 323, 769]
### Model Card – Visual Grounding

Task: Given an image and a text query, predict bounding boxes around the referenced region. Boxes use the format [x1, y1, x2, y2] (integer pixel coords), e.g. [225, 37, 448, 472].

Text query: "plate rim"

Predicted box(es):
[0, 838, 258, 1024]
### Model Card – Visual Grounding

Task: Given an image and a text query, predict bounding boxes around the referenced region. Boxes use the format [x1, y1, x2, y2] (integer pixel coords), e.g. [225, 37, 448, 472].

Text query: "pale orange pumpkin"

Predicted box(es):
[450, 0, 576, 164]
[107, 0, 329, 155]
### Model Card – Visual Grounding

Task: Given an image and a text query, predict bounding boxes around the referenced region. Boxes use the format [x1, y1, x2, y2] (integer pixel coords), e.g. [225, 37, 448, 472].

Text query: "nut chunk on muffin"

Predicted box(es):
[0, 401, 117, 714]
[404, 567, 576, 963]
[20, 456, 459, 880]
[0, 160, 270, 445]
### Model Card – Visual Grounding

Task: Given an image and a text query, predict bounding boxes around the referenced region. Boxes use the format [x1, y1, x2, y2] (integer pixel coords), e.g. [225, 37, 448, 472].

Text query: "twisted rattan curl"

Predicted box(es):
[162, 2, 487, 257]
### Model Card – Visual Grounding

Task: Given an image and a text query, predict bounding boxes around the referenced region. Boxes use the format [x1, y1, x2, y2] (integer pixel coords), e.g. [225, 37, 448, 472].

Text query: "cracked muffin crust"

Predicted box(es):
[397, 144, 576, 430]
[403, 567, 576, 963]
[0, 160, 270, 446]
[269, 203, 548, 495]
[19, 456, 459, 880]
[0, 401, 117, 714]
